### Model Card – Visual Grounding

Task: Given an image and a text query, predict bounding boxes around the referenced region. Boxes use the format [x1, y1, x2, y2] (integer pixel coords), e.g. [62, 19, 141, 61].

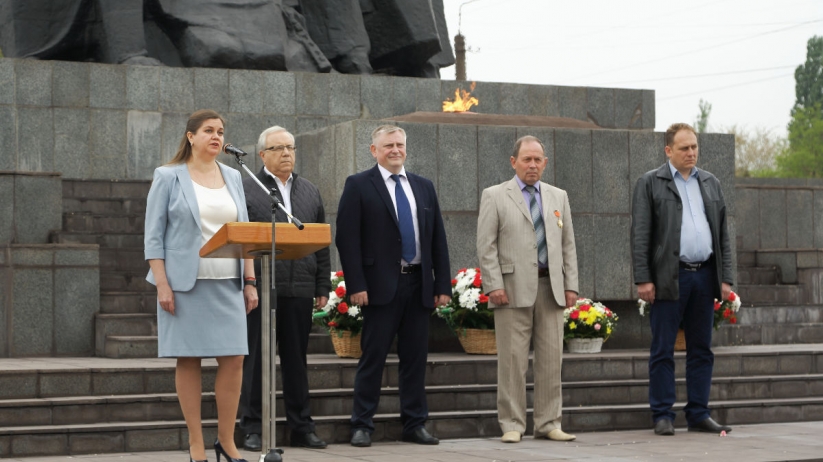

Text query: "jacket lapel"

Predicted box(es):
[657, 163, 680, 200]
[176, 163, 202, 230]
[505, 178, 533, 223]
[407, 173, 426, 232]
[540, 182, 559, 229]
[369, 165, 399, 227]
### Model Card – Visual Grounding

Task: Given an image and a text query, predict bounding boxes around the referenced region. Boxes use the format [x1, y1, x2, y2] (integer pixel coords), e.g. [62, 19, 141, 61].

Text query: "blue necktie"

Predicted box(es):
[391, 174, 416, 263]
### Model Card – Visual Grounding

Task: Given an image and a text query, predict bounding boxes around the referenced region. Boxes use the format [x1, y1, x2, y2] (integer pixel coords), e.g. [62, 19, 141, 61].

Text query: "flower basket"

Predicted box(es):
[435, 268, 495, 354]
[329, 328, 362, 359]
[312, 271, 364, 335]
[563, 298, 618, 344]
[566, 337, 603, 354]
[455, 328, 497, 355]
[674, 329, 686, 351]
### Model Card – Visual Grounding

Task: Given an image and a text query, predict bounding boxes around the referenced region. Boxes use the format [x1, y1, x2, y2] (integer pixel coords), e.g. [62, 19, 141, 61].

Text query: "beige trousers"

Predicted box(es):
[494, 278, 564, 437]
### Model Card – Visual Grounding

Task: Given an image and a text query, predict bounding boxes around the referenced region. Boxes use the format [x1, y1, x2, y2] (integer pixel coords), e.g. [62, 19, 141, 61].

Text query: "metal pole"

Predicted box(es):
[258, 255, 277, 462]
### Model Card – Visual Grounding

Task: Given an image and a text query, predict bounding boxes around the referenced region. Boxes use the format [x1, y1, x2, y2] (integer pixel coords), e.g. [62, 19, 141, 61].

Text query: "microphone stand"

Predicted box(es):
[226, 152, 303, 462]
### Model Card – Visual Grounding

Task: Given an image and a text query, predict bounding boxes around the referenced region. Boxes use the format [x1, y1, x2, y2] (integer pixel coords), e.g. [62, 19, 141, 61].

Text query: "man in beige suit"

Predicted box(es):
[477, 135, 579, 443]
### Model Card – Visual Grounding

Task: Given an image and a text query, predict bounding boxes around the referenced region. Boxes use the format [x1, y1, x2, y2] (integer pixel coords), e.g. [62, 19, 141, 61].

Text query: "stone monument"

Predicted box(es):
[0, 0, 455, 76]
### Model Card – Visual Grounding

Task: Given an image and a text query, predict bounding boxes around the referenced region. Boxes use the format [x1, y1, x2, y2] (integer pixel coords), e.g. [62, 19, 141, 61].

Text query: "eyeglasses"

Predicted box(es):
[263, 145, 296, 153]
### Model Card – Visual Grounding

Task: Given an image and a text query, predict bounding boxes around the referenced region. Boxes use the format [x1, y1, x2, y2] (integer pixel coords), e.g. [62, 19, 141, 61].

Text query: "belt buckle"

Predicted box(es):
[401, 265, 413, 274]
[682, 262, 700, 272]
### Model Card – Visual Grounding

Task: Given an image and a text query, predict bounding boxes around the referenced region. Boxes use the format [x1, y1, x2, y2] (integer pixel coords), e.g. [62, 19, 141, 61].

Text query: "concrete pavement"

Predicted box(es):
[4, 420, 822, 462]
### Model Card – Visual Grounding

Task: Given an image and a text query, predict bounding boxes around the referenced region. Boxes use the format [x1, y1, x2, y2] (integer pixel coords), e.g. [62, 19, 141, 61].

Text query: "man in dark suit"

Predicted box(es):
[631, 122, 734, 436]
[336, 125, 451, 447]
[239, 126, 330, 450]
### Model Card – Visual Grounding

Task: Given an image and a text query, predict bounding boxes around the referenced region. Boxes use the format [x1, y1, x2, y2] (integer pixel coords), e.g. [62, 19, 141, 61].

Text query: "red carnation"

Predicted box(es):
[459, 268, 467, 274]
[580, 304, 590, 312]
[730, 317, 737, 324]
[335, 286, 346, 298]
[714, 301, 722, 311]
[338, 302, 349, 314]
[729, 292, 737, 301]
[570, 310, 580, 320]
[478, 294, 489, 304]
[472, 275, 482, 288]
[335, 271, 344, 277]
[451, 278, 457, 286]
[328, 321, 338, 327]
[723, 309, 731, 319]
[605, 308, 612, 317]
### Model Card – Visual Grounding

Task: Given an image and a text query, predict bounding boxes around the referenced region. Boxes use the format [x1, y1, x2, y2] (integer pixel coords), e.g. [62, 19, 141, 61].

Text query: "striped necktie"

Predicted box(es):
[525, 185, 548, 266]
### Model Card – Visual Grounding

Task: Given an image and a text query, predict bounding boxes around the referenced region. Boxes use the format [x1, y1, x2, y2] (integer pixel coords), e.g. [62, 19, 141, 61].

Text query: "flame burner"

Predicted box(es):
[388, 112, 600, 129]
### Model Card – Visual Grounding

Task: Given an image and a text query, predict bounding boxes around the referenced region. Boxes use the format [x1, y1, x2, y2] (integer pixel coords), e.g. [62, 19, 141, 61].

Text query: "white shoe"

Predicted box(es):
[501, 431, 521, 443]
[547, 429, 576, 441]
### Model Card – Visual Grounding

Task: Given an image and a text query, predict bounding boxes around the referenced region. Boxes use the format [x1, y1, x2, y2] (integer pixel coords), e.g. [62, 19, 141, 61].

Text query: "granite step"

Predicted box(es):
[715, 322, 823, 346]
[735, 284, 806, 305]
[736, 266, 780, 285]
[3, 396, 823, 456]
[104, 336, 159, 359]
[52, 231, 145, 248]
[63, 180, 151, 201]
[63, 212, 145, 234]
[100, 291, 157, 314]
[99, 248, 149, 272]
[95, 314, 157, 357]
[4, 373, 820, 431]
[62, 198, 147, 215]
[100, 271, 154, 291]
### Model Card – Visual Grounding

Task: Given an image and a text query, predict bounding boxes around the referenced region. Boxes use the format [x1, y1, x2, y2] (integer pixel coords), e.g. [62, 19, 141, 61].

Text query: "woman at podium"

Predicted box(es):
[144, 109, 258, 462]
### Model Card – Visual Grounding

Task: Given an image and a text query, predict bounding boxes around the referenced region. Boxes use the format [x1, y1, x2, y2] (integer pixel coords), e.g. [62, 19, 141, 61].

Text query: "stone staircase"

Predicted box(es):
[9, 178, 817, 457]
[1, 346, 822, 457]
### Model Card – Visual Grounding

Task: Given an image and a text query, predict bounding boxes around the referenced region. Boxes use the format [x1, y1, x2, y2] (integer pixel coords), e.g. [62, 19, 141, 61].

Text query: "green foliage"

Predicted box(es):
[722, 125, 787, 177]
[694, 99, 712, 133]
[793, 36, 823, 118]
[775, 104, 823, 178]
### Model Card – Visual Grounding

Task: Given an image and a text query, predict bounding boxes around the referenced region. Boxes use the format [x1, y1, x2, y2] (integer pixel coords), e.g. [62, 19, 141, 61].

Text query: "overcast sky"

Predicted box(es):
[440, 0, 822, 136]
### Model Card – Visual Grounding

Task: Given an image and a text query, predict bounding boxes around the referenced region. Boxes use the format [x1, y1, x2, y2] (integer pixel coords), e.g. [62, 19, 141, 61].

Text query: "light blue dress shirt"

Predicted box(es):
[669, 162, 713, 263]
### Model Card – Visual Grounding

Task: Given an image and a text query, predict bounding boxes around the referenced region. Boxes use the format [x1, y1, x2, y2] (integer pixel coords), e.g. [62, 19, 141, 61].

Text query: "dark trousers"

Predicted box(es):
[239, 295, 315, 435]
[351, 271, 430, 434]
[649, 263, 715, 425]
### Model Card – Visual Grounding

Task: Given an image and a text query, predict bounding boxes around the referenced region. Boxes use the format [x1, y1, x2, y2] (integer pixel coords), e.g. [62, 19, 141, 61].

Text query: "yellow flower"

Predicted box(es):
[586, 316, 596, 326]
[569, 322, 577, 330]
[606, 326, 612, 335]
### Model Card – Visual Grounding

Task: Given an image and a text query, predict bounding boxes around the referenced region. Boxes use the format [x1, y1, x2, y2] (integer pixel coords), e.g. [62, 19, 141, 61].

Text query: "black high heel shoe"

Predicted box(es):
[214, 439, 247, 462]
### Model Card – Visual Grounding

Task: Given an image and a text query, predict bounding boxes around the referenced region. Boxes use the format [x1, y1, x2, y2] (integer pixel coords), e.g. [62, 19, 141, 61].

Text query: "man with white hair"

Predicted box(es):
[239, 126, 330, 450]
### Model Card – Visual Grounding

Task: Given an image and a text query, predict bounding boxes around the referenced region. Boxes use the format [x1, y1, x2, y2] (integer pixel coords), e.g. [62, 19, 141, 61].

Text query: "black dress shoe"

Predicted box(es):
[351, 429, 371, 447]
[688, 417, 731, 433]
[402, 427, 439, 445]
[291, 431, 327, 449]
[654, 419, 675, 436]
[243, 433, 262, 451]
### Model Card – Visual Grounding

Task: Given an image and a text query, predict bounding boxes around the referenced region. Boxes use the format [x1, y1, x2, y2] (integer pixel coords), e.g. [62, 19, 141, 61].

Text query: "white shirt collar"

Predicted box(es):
[264, 166, 292, 185]
[377, 164, 407, 182]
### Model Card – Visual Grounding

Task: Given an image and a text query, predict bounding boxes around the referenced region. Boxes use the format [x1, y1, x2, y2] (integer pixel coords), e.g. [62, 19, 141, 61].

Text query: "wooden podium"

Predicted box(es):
[201, 221, 331, 461]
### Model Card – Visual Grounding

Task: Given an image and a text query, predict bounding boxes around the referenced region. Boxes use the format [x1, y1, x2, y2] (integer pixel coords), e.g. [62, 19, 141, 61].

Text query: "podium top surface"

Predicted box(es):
[200, 222, 331, 260]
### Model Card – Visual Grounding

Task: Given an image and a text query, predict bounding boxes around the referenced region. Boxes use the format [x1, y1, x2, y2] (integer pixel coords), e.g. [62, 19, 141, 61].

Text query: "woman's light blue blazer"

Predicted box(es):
[144, 162, 249, 292]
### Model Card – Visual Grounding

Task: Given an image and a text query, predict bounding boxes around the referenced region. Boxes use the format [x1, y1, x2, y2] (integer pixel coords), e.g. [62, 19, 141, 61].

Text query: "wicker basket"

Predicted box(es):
[566, 337, 604, 354]
[329, 329, 362, 358]
[675, 329, 686, 351]
[455, 328, 497, 355]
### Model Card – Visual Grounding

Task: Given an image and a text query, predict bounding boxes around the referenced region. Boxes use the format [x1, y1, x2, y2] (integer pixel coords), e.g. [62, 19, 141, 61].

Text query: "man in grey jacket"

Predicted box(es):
[239, 126, 330, 450]
[631, 122, 734, 437]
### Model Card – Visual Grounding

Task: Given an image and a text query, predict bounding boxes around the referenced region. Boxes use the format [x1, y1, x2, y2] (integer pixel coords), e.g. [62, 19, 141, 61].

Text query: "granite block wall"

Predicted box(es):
[297, 119, 736, 302]
[0, 244, 100, 356]
[0, 172, 62, 245]
[0, 57, 655, 181]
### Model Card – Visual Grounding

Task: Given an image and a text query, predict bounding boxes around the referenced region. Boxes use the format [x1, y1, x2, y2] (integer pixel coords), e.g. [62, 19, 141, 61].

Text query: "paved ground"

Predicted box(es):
[5, 421, 823, 462]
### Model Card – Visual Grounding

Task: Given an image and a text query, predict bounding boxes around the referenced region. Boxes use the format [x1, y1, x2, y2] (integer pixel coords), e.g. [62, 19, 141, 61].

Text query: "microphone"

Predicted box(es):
[223, 144, 249, 157]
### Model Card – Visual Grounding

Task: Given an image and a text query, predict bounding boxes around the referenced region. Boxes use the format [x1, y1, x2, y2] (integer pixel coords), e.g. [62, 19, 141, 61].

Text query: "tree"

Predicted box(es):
[793, 36, 823, 118]
[694, 99, 712, 132]
[775, 105, 823, 178]
[723, 125, 787, 177]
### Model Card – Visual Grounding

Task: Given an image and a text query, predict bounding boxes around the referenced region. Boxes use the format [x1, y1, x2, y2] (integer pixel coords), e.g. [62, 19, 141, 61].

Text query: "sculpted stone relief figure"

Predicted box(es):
[0, 0, 454, 77]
